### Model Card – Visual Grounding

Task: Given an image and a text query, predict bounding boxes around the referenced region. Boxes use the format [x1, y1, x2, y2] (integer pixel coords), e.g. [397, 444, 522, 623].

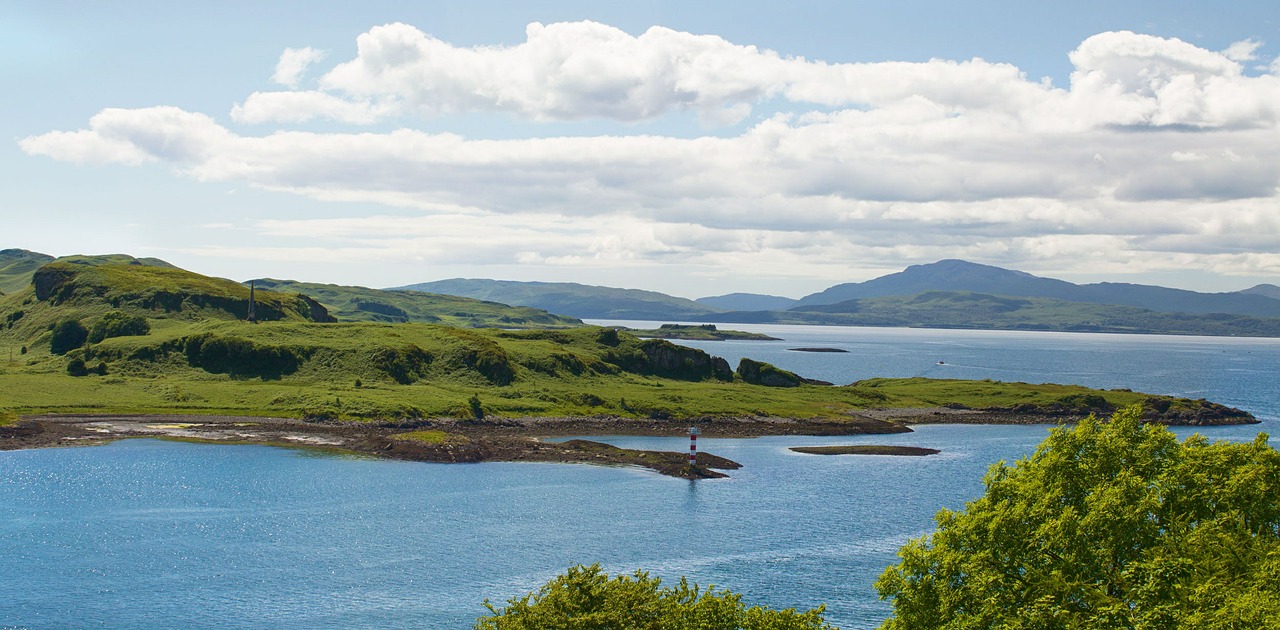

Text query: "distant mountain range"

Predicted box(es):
[395, 260, 1280, 337]
[393, 279, 722, 320]
[795, 259, 1280, 318]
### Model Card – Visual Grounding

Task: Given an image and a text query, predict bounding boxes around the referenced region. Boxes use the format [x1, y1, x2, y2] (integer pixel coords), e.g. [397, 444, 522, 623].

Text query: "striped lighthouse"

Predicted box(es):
[688, 426, 699, 466]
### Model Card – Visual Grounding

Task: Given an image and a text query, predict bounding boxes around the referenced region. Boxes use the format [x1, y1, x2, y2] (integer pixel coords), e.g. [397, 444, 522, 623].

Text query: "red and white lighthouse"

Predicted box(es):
[688, 426, 699, 466]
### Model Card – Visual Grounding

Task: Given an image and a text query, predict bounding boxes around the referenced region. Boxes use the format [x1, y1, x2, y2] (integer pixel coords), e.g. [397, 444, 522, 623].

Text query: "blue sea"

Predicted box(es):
[3, 324, 1278, 629]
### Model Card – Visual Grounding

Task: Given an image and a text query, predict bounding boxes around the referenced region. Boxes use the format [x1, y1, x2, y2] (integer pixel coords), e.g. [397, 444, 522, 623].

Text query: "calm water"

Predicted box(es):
[3, 325, 1278, 629]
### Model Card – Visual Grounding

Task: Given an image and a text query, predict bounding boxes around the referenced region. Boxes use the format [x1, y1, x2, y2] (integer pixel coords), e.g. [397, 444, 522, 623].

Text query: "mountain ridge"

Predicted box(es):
[794, 259, 1280, 317]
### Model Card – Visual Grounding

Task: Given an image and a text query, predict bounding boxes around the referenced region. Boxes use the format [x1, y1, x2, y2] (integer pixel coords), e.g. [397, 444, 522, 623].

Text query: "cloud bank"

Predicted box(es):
[20, 22, 1280, 282]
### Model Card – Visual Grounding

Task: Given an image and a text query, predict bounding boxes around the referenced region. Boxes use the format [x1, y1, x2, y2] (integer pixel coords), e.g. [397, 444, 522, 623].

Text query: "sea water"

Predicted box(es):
[2, 325, 1278, 628]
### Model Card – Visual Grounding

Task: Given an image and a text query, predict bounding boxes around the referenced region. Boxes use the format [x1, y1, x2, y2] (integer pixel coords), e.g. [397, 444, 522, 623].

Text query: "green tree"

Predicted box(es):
[875, 404, 1280, 629]
[49, 319, 88, 355]
[476, 564, 833, 629]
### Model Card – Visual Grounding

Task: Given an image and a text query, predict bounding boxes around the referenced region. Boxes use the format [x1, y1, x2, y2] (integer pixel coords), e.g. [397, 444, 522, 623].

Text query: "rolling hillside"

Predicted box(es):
[394, 278, 723, 320]
[250, 279, 580, 328]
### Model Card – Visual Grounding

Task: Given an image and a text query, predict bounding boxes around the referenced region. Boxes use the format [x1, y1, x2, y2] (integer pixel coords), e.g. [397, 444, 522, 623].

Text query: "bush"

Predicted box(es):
[49, 319, 88, 355]
[368, 345, 432, 384]
[476, 564, 832, 629]
[66, 358, 88, 377]
[183, 333, 301, 379]
[87, 311, 150, 343]
[468, 394, 485, 420]
[876, 404, 1280, 628]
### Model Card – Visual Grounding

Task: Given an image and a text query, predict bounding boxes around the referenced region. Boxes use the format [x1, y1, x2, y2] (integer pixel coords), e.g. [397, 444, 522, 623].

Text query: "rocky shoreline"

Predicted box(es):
[0, 403, 1259, 479]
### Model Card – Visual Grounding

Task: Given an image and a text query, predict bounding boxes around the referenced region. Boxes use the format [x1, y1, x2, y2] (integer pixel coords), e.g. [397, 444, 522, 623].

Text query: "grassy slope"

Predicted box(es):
[709, 291, 1280, 337]
[250, 278, 580, 327]
[0, 315, 1205, 421]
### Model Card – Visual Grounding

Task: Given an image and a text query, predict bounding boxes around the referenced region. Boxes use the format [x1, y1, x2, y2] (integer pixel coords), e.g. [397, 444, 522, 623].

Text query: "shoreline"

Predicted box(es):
[1, 406, 1259, 479]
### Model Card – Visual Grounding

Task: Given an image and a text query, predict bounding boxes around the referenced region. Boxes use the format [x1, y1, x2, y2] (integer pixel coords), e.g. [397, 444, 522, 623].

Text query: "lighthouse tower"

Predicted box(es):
[688, 426, 700, 466]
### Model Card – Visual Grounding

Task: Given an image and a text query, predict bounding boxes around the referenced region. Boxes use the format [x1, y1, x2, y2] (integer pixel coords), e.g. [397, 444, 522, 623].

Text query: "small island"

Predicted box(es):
[790, 445, 940, 456]
[625, 324, 780, 341]
[787, 347, 849, 353]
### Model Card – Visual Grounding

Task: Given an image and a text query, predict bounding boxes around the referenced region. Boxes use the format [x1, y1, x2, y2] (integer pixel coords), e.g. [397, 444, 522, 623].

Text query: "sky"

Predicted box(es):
[5, 1, 1280, 299]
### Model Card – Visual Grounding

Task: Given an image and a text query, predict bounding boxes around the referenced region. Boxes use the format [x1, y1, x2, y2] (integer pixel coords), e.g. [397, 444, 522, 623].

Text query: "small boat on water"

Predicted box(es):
[936, 361, 945, 365]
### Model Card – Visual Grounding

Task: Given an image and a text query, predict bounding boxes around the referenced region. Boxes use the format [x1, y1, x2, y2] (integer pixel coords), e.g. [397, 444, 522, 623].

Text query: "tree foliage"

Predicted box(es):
[476, 564, 832, 630]
[49, 319, 88, 355]
[875, 404, 1280, 629]
[183, 333, 302, 379]
[87, 311, 150, 343]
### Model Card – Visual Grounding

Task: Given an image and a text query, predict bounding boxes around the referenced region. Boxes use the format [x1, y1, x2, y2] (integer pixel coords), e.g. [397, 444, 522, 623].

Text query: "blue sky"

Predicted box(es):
[5, 1, 1279, 298]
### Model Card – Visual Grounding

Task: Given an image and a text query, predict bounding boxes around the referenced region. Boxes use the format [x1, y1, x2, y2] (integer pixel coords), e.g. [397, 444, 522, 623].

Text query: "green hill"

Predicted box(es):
[394, 278, 723, 320]
[250, 278, 580, 328]
[1, 250, 177, 296]
[0, 249, 55, 294]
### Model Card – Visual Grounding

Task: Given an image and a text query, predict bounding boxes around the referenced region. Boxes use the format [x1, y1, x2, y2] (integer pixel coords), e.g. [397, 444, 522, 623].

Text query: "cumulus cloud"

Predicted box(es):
[272, 47, 326, 87]
[1223, 38, 1262, 62]
[222, 23, 1280, 134]
[19, 24, 1280, 282]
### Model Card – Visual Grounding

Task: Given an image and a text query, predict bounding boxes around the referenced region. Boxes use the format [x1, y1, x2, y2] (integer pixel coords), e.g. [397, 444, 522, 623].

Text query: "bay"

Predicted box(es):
[3, 324, 1278, 628]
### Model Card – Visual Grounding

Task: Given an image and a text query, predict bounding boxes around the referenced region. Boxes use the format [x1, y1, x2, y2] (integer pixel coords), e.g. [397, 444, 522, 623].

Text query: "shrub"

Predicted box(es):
[50, 319, 89, 355]
[87, 311, 150, 343]
[66, 358, 88, 376]
[183, 333, 301, 379]
[368, 345, 432, 384]
[468, 394, 485, 420]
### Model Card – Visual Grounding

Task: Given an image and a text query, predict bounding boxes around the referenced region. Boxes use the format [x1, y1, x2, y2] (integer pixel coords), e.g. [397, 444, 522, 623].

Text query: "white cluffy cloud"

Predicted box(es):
[1223, 38, 1263, 62]
[271, 47, 326, 88]
[19, 24, 1280, 282]
[228, 23, 1280, 132]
